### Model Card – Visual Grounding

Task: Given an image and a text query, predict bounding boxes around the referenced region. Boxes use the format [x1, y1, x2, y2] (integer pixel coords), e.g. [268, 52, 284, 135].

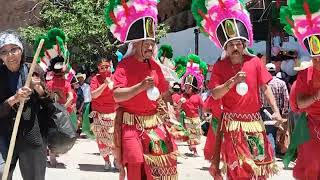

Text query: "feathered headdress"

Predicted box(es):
[191, 0, 253, 49]
[104, 0, 159, 43]
[157, 44, 175, 69]
[280, 0, 320, 57]
[181, 54, 208, 90]
[34, 28, 69, 72]
[34, 28, 75, 81]
[158, 44, 173, 60]
[174, 56, 188, 78]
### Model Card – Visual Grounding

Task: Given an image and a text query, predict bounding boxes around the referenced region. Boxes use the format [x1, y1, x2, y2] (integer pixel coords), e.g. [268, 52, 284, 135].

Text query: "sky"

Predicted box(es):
[159, 27, 310, 65]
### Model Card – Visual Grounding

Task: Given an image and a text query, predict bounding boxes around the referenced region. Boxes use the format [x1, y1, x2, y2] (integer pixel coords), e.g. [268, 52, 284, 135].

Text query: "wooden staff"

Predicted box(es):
[2, 39, 45, 180]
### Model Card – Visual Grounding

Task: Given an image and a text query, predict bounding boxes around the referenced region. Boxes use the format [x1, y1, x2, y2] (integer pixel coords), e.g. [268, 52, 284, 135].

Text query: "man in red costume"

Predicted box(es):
[113, 38, 178, 179]
[90, 57, 117, 170]
[192, 0, 281, 178]
[289, 58, 320, 179]
[105, 0, 178, 179]
[279, 0, 320, 178]
[208, 39, 282, 179]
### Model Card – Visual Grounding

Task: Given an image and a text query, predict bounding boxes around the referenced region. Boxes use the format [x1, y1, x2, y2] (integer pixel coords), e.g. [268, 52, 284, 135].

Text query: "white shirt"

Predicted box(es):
[81, 83, 92, 103]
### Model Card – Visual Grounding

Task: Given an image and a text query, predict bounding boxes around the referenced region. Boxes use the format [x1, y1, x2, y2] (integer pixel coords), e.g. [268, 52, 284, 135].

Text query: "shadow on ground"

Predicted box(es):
[184, 153, 200, 157]
[84, 153, 101, 156]
[46, 161, 66, 169]
[198, 167, 209, 171]
[78, 164, 119, 173]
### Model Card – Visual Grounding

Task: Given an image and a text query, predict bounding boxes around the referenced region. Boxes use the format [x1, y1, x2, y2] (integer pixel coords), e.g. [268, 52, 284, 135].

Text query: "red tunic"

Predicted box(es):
[113, 56, 169, 115]
[208, 55, 272, 114]
[203, 96, 222, 118]
[289, 66, 320, 180]
[113, 56, 175, 169]
[90, 74, 116, 114]
[291, 67, 320, 118]
[172, 93, 203, 118]
[208, 56, 274, 179]
[203, 96, 222, 160]
[46, 76, 72, 105]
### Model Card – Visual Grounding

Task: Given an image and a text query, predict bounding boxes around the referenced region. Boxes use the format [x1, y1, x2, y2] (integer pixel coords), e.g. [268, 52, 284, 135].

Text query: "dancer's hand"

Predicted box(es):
[105, 77, 114, 89]
[179, 97, 186, 104]
[272, 111, 283, 122]
[272, 111, 285, 130]
[139, 76, 154, 91]
[233, 71, 246, 84]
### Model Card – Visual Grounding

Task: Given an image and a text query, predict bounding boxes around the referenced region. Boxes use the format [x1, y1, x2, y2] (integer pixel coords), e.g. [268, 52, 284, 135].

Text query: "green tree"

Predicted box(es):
[20, 0, 169, 68]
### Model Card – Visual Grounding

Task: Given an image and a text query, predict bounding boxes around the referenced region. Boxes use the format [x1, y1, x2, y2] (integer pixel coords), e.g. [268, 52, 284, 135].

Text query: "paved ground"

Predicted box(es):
[12, 137, 294, 180]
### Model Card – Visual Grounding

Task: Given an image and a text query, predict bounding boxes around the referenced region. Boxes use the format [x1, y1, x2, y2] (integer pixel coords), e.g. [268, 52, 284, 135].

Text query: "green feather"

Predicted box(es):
[247, 48, 255, 55]
[45, 28, 66, 52]
[157, 44, 173, 59]
[280, 6, 294, 35]
[187, 53, 201, 64]
[187, 54, 208, 76]
[105, 0, 152, 27]
[211, 117, 218, 133]
[280, 0, 320, 35]
[191, 0, 207, 29]
[104, 0, 117, 26]
[34, 34, 48, 58]
[288, 0, 320, 15]
[199, 60, 208, 76]
[47, 28, 66, 42]
[159, 140, 168, 154]
[174, 56, 187, 78]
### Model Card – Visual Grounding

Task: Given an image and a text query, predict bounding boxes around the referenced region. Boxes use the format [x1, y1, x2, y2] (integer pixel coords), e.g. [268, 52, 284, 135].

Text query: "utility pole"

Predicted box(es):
[194, 28, 199, 55]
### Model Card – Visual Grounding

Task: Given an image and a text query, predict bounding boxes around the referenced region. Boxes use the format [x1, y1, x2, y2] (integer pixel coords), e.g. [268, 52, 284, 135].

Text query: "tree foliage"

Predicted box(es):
[20, 0, 169, 68]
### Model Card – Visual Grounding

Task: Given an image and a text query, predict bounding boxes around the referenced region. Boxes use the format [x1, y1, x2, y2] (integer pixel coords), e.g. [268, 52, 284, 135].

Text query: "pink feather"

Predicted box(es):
[201, 0, 253, 48]
[110, 0, 158, 42]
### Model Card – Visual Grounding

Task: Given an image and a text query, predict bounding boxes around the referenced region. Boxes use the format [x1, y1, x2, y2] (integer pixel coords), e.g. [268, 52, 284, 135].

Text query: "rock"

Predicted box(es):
[0, 0, 195, 33]
[0, 0, 41, 31]
[158, 0, 195, 32]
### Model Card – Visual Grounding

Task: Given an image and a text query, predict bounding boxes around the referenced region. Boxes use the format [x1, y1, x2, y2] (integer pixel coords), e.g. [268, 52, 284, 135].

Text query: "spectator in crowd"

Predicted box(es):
[76, 73, 91, 113]
[261, 63, 289, 155]
[0, 30, 49, 180]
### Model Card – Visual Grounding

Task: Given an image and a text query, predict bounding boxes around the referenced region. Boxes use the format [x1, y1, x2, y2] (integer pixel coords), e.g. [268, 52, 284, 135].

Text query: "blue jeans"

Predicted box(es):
[266, 125, 277, 157]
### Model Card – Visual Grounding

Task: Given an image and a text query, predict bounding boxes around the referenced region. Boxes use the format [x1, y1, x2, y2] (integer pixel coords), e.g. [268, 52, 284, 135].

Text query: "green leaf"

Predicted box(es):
[19, 0, 168, 66]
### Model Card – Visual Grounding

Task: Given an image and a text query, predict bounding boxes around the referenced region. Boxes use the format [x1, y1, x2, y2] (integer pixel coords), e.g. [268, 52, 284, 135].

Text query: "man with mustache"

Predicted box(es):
[105, 0, 178, 179]
[192, 0, 282, 179]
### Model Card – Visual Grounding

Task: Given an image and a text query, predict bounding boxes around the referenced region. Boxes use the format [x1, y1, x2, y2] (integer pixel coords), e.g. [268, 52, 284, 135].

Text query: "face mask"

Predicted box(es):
[100, 71, 111, 78]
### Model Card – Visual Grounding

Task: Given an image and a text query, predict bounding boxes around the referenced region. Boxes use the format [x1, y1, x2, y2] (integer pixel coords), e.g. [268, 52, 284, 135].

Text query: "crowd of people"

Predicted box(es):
[0, 0, 320, 180]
